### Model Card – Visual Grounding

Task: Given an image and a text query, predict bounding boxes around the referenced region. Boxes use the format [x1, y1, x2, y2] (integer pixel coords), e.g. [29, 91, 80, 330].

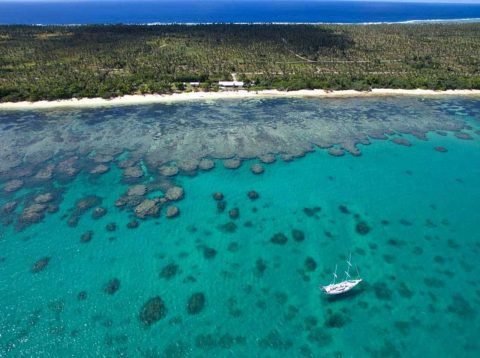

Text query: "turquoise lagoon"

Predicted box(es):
[0, 97, 479, 357]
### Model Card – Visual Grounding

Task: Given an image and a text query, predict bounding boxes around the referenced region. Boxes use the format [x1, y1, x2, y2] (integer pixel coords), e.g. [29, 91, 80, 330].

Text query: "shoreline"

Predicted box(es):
[1, 89, 480, 110]
[4, 18, 480, 26]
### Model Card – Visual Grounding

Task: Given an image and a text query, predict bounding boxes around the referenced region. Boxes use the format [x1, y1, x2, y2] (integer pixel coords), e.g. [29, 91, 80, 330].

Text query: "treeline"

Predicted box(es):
[0, 24, 479, 102]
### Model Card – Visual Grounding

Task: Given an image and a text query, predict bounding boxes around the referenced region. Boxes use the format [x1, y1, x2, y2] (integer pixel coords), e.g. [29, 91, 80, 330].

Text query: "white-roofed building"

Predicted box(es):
[218, 81, 244, 88]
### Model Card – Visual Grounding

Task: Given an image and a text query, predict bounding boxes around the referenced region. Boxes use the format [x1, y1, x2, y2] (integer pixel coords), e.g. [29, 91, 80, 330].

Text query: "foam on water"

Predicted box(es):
[0, 97, 480, 357]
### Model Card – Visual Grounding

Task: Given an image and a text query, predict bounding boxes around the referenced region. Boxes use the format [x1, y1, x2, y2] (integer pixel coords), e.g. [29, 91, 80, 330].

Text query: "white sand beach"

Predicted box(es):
[1, 89, 480, 110]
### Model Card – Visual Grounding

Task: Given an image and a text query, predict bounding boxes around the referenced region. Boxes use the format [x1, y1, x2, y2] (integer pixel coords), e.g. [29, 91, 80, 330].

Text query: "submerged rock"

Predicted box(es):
[411, 131, 428, 141]
[25, 150, 53, 165]
[270, 233, 288, 245]
[114, 197, 128, 208]
[259, 154, 276, 164]
[292, 229, 305, 242]
[93, 154, 114, 164]
[104, 278, 121, 295]
[303, 207, 321, 217]
[219, 222, 237, 233]
[373, 282, 393, 300]
[57, 156, 80, 177]
[117, 159, 137, 169]
[47, 204, 59, 213]
[198, 159, 215, 171]
[68, 195, 102, 226]
[355, 221, 371, 235]
[178, 159, 199, 172]
[31, 256, 50, 273]
[19, 204, 48, 226]
[4, 179, 23, 193]
[80, 231, 93, 243]
[229, 207, 240, 220]
[90, 164, 109, 175]
[213, 192, 224, 201]
[455, 132, 472, 140]
[434, 146, 448, 153]
[34, 164, 55, 180]
[160, 263, 179, 280]
[228, 242, 240, 252]
[123, 166, 143, 178]
[8, 164, 33, 178]
[391, 138, 412, 147]
[203, 247, 217, 259]
[281, 154, 294, 162]
[247, 191, 259, 200]
[324, 312, 350, 328]
[224, 159, 241, 169]
[134, 199, 159, 218]
[127, 220, 139, 229]
[328, 148, 345, 157]
[139, 296, 167, 326]
[159, 165, 178, 177]
[115, 194, 144, 209]
[1, 201, 18, 214]
[34, 193, 54, 204]
[399, 219, 412, 226]
[187, 292, 206, 315]
[447, 294, 474, 318]
[255, 258, 267, 276]
[250, 164, 265, 174]
[106, 222, 117, 232]
[92, 207, 107, 219]
[77, 196, 101, 212]
[305, 257, 317, 271]
[217, 201, 227, 213]
[348, 146, 362, 156]
[165, 186, 184, 201]
[127, 184, 147, 196]
[166, 206, 180, 218]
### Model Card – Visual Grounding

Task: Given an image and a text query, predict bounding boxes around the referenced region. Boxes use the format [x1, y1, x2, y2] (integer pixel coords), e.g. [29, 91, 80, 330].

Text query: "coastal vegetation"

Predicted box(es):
[0, 23, 479, 102]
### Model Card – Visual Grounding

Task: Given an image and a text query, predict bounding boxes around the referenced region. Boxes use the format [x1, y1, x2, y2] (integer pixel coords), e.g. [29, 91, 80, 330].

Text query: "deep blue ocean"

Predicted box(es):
[1, 0, 480, 25]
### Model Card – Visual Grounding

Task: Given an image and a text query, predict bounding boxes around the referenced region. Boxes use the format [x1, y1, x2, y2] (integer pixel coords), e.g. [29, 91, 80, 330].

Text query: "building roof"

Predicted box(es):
[218, 81, 244, 87]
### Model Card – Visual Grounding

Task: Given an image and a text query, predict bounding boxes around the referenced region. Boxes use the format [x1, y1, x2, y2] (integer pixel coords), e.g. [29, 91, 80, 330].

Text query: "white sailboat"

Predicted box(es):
[321, 253, 362, 295]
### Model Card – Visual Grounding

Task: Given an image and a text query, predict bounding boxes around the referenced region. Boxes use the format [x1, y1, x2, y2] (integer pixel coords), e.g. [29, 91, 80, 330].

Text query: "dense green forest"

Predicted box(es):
[0, 24, 479, 102]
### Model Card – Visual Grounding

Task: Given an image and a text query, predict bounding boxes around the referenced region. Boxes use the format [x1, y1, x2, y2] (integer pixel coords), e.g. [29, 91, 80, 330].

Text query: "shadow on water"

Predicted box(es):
[323, 288, 364, 303]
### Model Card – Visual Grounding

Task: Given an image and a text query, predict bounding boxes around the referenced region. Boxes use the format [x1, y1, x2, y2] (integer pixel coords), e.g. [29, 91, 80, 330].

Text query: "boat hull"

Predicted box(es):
[321, 279, 362, 295]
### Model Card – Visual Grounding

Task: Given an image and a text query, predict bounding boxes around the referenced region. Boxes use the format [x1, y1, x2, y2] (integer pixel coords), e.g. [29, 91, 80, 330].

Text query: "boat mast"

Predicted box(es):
[332, 264, 338, 285]
[345, 252, 352, 281]
[355, 265, 361, 279]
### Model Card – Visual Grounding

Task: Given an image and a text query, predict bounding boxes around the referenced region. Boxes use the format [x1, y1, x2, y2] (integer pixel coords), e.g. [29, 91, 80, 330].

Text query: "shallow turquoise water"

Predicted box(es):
[1, 98, 480, 357]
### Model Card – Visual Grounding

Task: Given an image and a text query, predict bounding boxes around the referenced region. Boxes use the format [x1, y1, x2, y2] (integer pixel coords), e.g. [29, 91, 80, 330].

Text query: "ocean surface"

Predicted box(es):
[1, 0, 480, 25]
[0, 96, 479, 357]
